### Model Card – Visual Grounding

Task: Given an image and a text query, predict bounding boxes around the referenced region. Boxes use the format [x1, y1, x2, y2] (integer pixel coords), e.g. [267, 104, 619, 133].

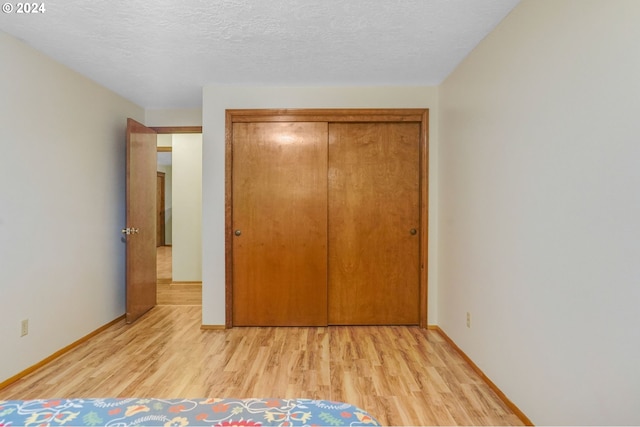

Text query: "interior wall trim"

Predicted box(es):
[432, 326, 534, 426]
[200, 325, 226, 330]
[151, 126, 202, 134]
[0, 315, 125, 391]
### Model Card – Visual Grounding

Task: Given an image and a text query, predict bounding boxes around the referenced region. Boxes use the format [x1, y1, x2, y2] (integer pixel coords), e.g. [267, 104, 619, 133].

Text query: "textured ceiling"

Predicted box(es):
[0, 0, 519, 109]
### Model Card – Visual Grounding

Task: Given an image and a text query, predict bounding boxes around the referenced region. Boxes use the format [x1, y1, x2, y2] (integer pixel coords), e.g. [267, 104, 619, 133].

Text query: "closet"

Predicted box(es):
[225, 109, 428, 327]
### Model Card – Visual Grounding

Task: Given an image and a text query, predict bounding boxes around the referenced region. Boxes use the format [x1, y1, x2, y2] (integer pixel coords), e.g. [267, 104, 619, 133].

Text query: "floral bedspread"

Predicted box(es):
[0, 398, 380, 426]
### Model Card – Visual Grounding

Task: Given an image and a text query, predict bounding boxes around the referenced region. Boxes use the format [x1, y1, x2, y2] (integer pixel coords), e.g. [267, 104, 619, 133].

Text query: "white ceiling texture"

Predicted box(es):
[0, 0, 520, 109]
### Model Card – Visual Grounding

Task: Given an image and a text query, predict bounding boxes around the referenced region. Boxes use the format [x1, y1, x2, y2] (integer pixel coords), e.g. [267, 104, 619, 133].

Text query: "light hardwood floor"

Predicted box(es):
[157, 245, 202, 305]
[157, 245, 172, 284]
[0, 306, 524, 426]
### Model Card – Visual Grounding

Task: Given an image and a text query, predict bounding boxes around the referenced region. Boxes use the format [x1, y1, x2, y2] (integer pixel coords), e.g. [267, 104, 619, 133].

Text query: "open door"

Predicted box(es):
[125, 118, 157, 323]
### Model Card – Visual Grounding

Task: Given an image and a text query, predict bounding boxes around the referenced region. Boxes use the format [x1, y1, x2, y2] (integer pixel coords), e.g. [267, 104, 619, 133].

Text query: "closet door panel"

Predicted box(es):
[328, 122, 421, 325]
[232, 122, 328, 326]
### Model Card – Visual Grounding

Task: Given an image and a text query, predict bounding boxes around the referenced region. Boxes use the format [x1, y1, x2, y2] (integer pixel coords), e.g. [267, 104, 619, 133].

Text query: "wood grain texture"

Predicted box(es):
[157, 283, 202, 305]
[419, 109, 429, 328]
[157, 245, 172, 284]
[432, 326, 534, 426]
[0, 316, 125, 391]
[226, 109, 426, 123]
[0, 306, 526, 426]
[225, 109, 430, 327]
[225, 111, 234, 327]
[232, 122, 328, 326]
[156, 246, 202, 305]
[150, 126, 203, 134]
[328, 122, 421, 325]
[126, 118, 158, 323]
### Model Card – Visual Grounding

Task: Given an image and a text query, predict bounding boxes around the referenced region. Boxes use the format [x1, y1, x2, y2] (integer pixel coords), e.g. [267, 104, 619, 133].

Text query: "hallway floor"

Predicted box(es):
[156, 245, 202, 305]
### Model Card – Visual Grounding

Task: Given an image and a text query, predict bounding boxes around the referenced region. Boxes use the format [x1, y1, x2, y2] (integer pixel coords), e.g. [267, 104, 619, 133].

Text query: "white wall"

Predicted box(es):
[202, 85, 439, 326]
[172, 134, 202, 281]
[146, 109, 202, 127]
[438, 1, 640, 424]
[157, 134, 173, 147]
[0, 32, 144, 382]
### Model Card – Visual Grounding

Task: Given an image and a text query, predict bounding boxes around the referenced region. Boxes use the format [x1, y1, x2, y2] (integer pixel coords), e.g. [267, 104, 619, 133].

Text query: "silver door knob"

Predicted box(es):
[410, 228, 418, 235]
[234, 230, 242, 236]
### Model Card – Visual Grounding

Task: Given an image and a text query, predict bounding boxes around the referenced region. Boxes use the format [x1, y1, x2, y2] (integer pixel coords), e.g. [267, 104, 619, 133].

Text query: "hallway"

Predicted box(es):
[156, 246, 202, 305]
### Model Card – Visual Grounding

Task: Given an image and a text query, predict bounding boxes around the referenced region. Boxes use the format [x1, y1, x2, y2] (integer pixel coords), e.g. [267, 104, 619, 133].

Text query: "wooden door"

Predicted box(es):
[125, 118, 158, 323]
[232, 122, 328, 326]
[328, 122, 421, 325]
[156, 172, 165, 247]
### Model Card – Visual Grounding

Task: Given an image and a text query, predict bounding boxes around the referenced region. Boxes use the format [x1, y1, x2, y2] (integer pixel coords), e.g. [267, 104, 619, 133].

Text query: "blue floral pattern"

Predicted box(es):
[0, 398, 380, 426]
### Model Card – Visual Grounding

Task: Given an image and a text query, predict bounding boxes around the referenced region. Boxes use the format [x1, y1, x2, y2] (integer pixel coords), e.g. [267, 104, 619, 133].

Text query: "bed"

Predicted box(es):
[0, 397, 380, 426]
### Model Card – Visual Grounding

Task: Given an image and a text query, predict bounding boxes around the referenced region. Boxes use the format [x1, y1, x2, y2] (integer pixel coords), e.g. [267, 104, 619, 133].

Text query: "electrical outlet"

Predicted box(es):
[21, 319, 29, 337]
[466, 312, 471, 328]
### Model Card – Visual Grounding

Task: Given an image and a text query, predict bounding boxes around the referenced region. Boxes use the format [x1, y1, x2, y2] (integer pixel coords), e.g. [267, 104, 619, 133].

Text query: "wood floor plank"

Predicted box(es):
[156, 246, 202, 305]
[0, 306, 525, 426]
[156, 245, 172, 283]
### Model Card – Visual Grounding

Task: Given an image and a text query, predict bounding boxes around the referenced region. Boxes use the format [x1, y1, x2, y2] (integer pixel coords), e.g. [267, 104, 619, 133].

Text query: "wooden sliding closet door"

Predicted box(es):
[328, 122, 421, 325]
[232, 122, 328, 326]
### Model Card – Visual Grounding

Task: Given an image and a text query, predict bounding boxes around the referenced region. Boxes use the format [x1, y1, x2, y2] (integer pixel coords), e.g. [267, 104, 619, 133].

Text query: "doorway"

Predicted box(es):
[153, 126, 203, 306]
[156, 147, 172, 287]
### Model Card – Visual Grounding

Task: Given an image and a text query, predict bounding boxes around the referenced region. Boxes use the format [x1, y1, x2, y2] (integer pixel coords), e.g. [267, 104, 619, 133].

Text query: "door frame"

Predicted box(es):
[126, 123, 202, 323]
[225, 109, 429, 328]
